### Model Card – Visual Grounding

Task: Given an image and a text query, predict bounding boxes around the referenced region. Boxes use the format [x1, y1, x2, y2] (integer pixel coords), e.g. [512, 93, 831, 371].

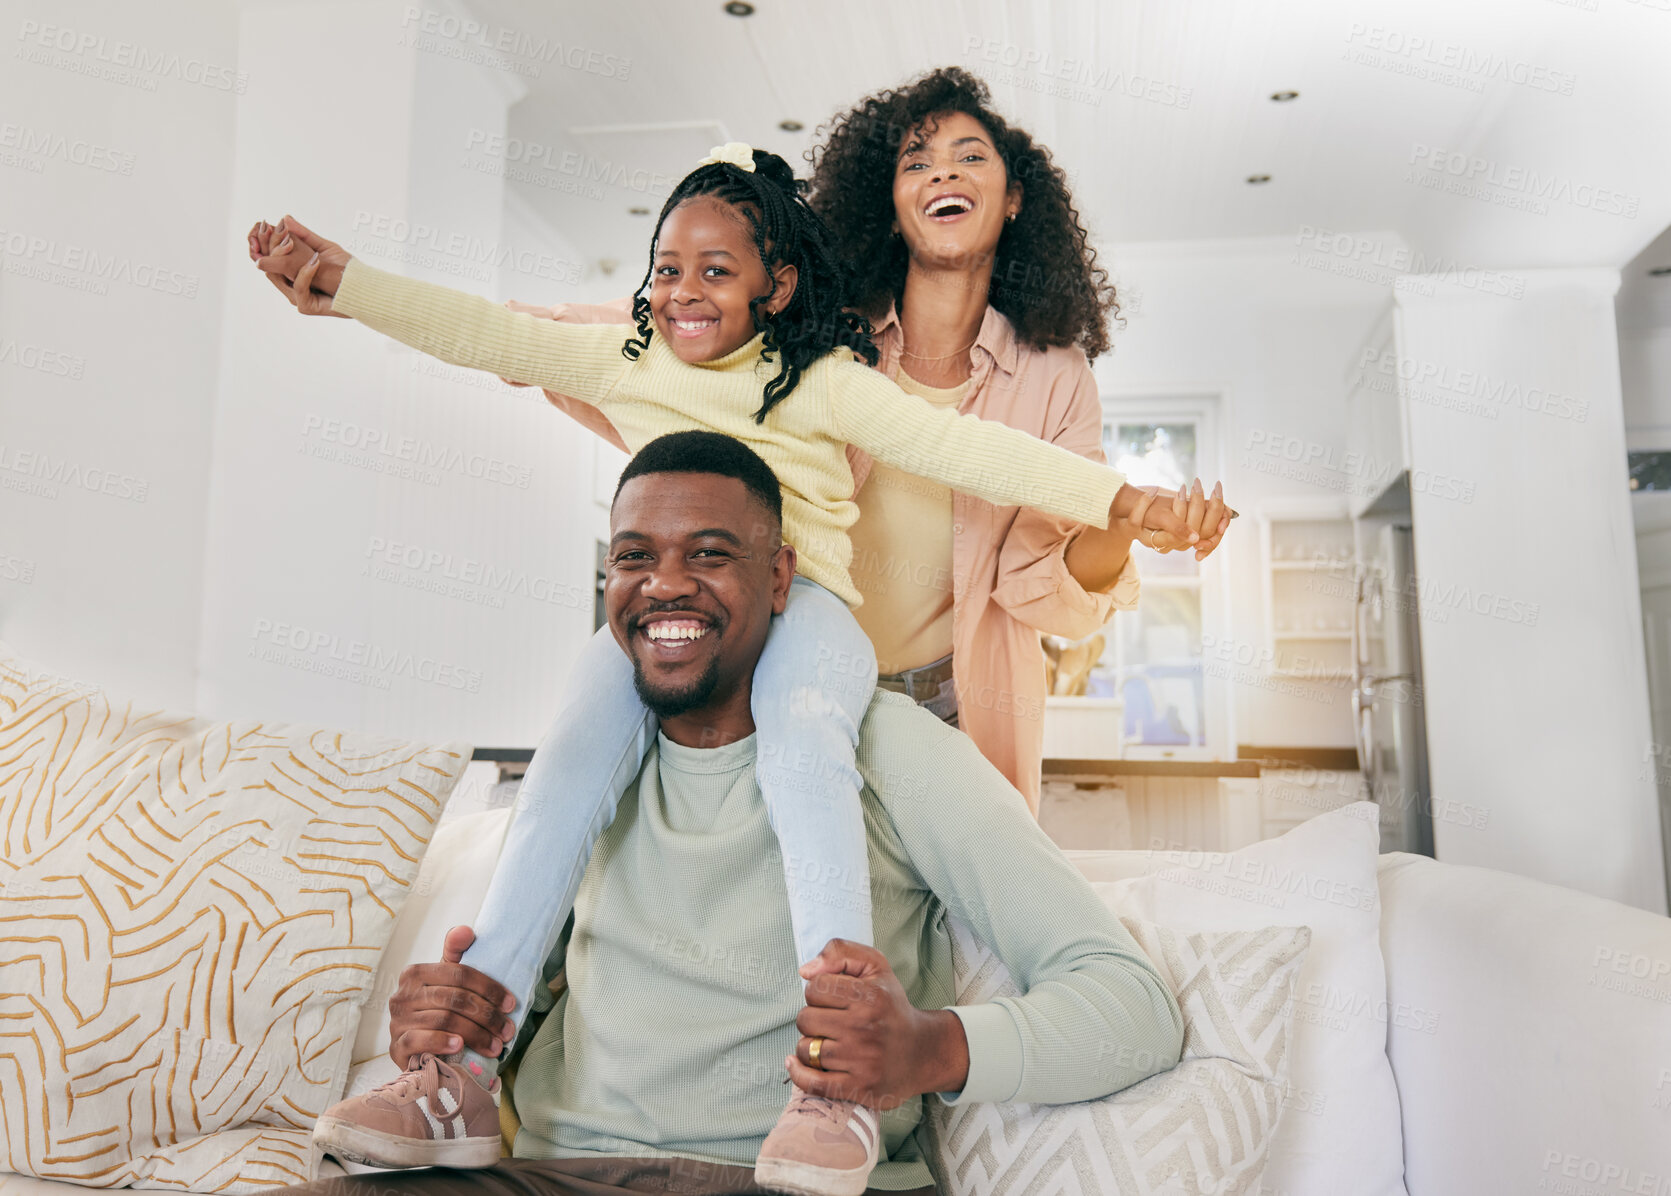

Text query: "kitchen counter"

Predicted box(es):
[1039, 747, 1365, 853]
[1043, 746, 1359, 780]
[1043, 758, 1261, 778]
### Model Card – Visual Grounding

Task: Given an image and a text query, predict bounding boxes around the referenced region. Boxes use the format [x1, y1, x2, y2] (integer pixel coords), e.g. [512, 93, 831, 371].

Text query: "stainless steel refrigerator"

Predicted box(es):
[1353, 482, 1436, 857]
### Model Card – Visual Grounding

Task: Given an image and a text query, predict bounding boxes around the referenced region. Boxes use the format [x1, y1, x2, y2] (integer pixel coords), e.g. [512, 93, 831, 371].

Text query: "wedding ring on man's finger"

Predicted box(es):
[807, 1036, 826, 1070]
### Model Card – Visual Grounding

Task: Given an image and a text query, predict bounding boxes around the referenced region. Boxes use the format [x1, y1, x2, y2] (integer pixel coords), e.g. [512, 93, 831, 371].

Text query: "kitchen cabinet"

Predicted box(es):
[1344, 304, 1407, 519]
[1259, 496, 1355, 681]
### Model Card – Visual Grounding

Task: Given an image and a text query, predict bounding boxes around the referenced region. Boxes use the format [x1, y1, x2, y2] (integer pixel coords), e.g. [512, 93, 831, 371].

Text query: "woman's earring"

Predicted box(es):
[1005, 213, 1016, 223]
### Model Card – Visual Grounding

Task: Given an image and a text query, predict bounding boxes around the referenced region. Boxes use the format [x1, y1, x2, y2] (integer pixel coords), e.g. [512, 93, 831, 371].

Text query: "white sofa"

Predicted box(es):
[1061, 844, 1671, 1196]
[4, 828, 1667, 1196]
[1372, 851, 1671, 1195]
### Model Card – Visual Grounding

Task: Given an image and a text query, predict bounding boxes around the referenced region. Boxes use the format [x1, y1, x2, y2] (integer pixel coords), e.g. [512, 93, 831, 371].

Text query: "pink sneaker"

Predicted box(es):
[313, 1053, 502, 1169]
[754, 1085, 881, 1196]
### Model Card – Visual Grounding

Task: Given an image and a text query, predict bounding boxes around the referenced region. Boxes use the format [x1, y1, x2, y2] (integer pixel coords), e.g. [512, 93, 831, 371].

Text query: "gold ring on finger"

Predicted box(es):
[807, 1036, 825, 1070]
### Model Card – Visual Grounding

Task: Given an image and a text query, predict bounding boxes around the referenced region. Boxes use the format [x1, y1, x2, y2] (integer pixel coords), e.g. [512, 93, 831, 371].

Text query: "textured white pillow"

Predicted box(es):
[349, 806, 516, 1071]
[0, 643, 470, 1193]
[337, 802, 515, 1155]
[335, 808, 515, 1175]
[1074, 802, 1408, 1196]
[925, 916, 1310, 1196]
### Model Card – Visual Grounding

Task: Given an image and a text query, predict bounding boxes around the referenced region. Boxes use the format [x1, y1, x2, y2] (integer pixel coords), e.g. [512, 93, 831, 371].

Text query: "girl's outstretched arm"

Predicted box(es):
[828, 359, 1199, 548]
[250, 216, 631, 406]
[498, 298, 634, 453]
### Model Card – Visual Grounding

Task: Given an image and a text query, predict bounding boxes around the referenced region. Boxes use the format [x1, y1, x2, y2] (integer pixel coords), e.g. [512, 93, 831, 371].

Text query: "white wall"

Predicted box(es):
[1397, 269, 1665, 913]
[194, 0, 601, 746]
[0, 0, 240, 707]
[1098, 239, 1392, 749]
[0, 0, 675, 742]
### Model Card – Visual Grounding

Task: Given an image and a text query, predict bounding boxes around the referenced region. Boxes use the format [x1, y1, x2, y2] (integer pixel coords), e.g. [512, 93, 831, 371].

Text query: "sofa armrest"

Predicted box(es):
[1377, 852, 1671, 1196]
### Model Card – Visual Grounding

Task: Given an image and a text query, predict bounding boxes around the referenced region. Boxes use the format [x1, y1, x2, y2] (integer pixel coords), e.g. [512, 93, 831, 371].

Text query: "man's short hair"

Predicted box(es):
[613, 431, 784, 528]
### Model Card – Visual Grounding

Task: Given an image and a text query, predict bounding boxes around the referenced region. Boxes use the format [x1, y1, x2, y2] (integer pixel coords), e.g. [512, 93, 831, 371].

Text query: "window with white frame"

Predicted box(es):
[1080, 396, 1230, 758]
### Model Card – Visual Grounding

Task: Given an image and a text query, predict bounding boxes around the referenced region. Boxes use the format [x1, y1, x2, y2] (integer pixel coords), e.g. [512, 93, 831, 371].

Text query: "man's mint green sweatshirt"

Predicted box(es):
[509, 692, 1184, 1189]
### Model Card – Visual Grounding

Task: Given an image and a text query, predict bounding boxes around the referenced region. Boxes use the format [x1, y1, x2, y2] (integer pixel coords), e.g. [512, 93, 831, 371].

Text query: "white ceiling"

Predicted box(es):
[457, 0, 1671, 289]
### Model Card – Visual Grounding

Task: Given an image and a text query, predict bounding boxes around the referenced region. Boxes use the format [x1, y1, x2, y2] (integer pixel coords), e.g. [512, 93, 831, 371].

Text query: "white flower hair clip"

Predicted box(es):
[698, 141, 756, 172]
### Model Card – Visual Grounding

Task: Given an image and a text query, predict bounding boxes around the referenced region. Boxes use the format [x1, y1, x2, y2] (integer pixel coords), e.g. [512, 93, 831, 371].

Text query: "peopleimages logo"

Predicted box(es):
[0, 122, 136, 174]
[1408, 143, 1639, 219]
[0, 443, 149, 502]
[348, 211, 583, 285]
[15, 19, 250, 93]
[1158, 854, 1380, 914]
[298, 415, 533, 489]
[461, 131, 678, 197]
[1294, 226, 1526, 299]
[1540, 1151, 1671, 1196]
[364, 536, 588, 610]
[1354, 347, 1590, 424]
[0, 229, 200, 298]
[249, 617, 483, 693]
[398, 7, 631, 80]
[1342, 23, 1577, 95]
[962, 36, 1193, 109]
[0, 338, 85, 379]
[0, 552, 36, 584]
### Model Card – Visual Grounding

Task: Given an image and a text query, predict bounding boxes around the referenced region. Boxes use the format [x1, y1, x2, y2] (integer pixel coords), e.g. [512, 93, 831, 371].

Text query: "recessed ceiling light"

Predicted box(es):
[1246, 174, 1272, 185]
[778, 119, 804, 132]
[1649, 265, 1671, 276]
[724, 1, 755, 15]
[1270, 90, 1300, 102]
[628, 206, 651, 216]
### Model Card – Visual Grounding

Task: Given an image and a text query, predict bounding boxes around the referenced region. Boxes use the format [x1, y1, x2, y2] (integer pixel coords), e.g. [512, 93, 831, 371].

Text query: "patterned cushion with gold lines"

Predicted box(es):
[0, 644, 470, 1191]
[923, 915, 1311, 1196]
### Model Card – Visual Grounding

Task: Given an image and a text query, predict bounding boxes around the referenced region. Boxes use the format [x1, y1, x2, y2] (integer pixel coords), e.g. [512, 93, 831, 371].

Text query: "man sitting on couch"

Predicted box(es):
[288, 431, 1183, 1196]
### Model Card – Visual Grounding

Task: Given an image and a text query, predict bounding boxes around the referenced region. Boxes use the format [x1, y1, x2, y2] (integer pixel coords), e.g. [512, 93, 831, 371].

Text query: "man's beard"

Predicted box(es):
[630, 653, 723, 719]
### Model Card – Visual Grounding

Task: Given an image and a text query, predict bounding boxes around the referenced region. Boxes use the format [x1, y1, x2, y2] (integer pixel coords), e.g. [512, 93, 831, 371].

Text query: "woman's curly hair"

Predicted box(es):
[806, 66, 1120, 360]
[622, 148, 877, 423]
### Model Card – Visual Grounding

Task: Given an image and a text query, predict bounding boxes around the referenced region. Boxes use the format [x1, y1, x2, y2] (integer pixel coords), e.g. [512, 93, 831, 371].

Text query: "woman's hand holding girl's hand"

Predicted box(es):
[1149, 479, 1232, 560]
[1112, 479, 1233, 560]
[249, 215, 352, 318]
[1110, 482, 1198, 551]
[246, 220, 277, 263]
[1177, 478, 1232, 561]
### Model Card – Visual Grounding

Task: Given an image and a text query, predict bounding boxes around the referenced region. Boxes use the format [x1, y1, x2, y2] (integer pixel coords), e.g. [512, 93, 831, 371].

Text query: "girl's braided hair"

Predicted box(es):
[621, 148, 878, 423]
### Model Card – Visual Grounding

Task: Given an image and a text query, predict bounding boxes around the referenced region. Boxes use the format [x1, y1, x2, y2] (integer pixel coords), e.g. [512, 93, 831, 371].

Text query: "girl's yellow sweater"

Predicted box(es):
[332, 258, 1125, 606]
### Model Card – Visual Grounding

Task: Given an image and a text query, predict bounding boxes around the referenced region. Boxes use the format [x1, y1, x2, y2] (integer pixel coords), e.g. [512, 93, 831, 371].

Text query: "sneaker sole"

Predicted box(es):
[754, 1156, 871, 1196]
[313, 1117, 502, 1170]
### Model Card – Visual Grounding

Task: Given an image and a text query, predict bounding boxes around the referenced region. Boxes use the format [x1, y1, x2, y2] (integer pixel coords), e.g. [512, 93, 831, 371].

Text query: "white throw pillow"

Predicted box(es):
[338, 804, 515, 1150]
[349, 807, 516, 1070]
[925, 916, 1310, 1196]
[0, 643, 470, 1193]
[1074, 802, 1408, 1196]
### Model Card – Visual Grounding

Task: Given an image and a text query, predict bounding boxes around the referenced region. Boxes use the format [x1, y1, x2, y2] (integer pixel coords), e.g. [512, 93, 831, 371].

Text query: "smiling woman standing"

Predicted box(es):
[805, 67, 1230, 811]
[480, 67, 1231, 813]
